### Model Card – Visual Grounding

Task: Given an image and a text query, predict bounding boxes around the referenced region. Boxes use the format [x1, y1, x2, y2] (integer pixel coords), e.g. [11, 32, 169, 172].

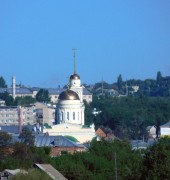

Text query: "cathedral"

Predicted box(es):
[56, 64, 85, 125]
[43, 50, 95, 143]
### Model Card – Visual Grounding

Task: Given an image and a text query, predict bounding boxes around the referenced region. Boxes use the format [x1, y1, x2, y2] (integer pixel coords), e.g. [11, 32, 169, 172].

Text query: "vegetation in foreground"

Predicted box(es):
[0, 130, 170, 180]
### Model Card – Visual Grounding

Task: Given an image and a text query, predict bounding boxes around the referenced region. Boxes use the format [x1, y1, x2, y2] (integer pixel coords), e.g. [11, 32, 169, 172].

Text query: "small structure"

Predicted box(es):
[146, 125, 156, 138]
[160, 121, 170, 137]
[95, 127, 113, 140]
[0, 169, 27, 179]
[131, 140, 148, 150]
[35, 102, 56, 126]
[0, 99, 5, 106]
[11, 134, 87, 156]
[34, 163, 67, 180]
[35, 135, 86, 156]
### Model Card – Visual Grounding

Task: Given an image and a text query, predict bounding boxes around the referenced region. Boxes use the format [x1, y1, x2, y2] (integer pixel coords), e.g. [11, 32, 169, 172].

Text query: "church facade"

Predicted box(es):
[56, 53, 85, 126]
[44, 52, 96, 143]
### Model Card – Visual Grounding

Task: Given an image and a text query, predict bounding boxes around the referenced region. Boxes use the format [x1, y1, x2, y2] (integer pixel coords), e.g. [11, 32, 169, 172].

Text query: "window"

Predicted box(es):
[67, 112, 69, 120]
[61, 112, 64, 121]
[73, 112, 75, 120]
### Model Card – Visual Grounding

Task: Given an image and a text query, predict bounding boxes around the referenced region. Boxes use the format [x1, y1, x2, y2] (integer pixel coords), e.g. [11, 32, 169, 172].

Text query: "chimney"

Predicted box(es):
[12, 76, 16, 99]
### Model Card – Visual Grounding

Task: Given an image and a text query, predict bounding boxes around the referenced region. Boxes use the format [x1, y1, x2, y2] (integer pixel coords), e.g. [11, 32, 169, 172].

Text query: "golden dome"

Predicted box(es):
[58, 89, 80, 100]
[70, 73, 80, 80]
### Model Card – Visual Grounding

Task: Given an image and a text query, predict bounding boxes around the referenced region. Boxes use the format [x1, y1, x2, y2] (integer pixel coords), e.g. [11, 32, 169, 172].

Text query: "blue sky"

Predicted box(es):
[0, 0, 170, 88]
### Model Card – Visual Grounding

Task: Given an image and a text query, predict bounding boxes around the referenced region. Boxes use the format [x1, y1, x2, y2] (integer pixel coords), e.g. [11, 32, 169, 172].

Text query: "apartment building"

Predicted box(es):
[0, 105, 36, 126]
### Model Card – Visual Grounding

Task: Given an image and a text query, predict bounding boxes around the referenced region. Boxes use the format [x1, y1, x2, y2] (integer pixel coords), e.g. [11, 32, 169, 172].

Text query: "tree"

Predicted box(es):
[36, 89, 51, 103]
[117, 74, 123, 91]
[0, 76, 7, 88]
[0, 131, 12, 147]
[0, 92, 14, 106]
[14, 96, 36, 106]
[0, 131, 12, 160]
[19, 127, 35, 147]
[156, 71, 162, 84]
[141, 137, 170, 179]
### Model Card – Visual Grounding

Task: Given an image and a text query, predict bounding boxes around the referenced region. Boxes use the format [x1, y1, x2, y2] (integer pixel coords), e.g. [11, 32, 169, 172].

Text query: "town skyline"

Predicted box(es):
[0, 1, 170, 88]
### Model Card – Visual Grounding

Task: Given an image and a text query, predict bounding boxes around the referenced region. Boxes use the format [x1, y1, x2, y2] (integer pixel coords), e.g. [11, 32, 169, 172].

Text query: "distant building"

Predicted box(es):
[35, 102, 56, 126]
[0, 77, 92, 104]
[160, 122, 170, 137]
[0, 105, 36, 126]
[0, 99, 5, 106]
[95, 127, 115, 141]
[131, 86, 139, 92]
[146, 125, 156, 138]
[45, 51, 96, 143]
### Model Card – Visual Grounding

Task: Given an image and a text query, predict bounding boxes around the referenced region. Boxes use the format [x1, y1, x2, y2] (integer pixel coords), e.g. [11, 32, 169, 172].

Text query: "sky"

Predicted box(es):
[0, 0, 170, 88]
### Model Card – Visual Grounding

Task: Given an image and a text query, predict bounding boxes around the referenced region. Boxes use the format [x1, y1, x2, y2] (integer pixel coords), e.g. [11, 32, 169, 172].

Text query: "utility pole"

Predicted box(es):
[101, 78, 104, 96]
[18, 106, 22, 134]
[114, 152, 118, 180]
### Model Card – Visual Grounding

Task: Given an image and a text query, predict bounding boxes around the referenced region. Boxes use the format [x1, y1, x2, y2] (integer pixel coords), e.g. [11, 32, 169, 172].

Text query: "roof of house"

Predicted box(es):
[146, 126, 156, 131]
[0, 88, 33, 94]
[0, 87, 92, 95]
[160, 121, 170, 128]
[34, 163, 67, 180]
[35, 135, 85, 148]
[96, 127, 112, 135]
[11, 134, 85, 148]
[0, 125, 43, 135]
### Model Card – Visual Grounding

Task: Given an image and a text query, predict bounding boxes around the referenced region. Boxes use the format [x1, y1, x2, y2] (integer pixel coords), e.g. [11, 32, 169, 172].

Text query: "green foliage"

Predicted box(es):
[117, 74, 123, 91]
[1, 138, 170, 179]
[0, 76, 7, 88]
[49, 139, 142, 180]
[44, 123, 52, 129]
[0, 131, 12, 147]
[0, 146, 51, 171]
[90, 95, 170, 139]
[0, 91, 14, 106]
[92, 71, 170, 97]
[84, 100, 94, 126]
[14, 96, 36, 106]
[19, 127, 35, 146]
[64, 135, 79, 143]
[36, 89, 51, 103]
[11, 169, 52, 180]
[141, 137, 170, 179]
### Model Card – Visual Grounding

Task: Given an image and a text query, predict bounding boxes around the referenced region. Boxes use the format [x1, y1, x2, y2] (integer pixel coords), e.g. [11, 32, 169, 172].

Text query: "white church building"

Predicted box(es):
[43, 51, 95, 143]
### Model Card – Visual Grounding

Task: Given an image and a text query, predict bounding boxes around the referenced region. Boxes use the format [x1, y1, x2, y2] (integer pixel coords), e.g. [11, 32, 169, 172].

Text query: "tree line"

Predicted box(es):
[91, 71, 170, 97]
[85, 95, 170, 140]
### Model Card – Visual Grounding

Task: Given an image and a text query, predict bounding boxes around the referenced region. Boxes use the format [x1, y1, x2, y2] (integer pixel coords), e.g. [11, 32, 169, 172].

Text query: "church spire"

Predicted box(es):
[73, 48, 76, 74]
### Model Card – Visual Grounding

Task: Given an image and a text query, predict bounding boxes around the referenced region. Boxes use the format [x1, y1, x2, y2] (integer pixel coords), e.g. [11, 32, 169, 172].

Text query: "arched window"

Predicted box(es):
[78, 112, 79, 120]
[73, 112, 75, 120]
[67, 112, 69, 120]
[61, 112, 64, 121]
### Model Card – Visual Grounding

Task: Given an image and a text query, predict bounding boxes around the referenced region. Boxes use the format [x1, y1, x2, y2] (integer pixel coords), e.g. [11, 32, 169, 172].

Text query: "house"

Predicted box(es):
[95, 127, 114, 140]
[0, 99, 5, 106]
[35, 102, 56, 126]
[35, 135, 87, 156]
[160, 121, 170, 137]
[146, 125, 156, 138]
[0, 169, 27, 179]
[11, 134, 86, 156]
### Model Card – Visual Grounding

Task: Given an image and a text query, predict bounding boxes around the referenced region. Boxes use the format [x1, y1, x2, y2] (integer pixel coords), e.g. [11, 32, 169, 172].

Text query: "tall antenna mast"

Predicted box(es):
[73, 48, 76, 74]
